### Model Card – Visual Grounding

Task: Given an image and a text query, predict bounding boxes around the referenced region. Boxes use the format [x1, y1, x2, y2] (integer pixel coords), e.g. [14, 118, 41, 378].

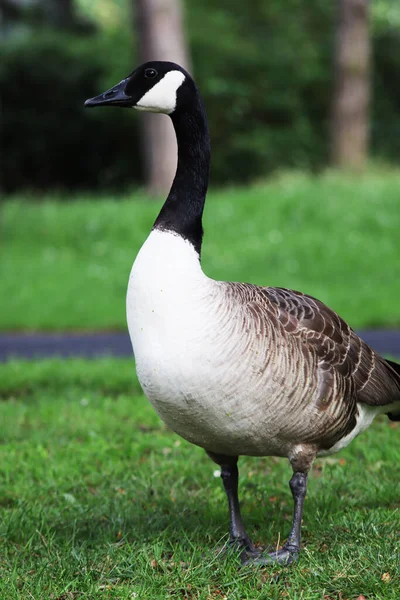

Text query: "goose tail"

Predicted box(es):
[385, 358, 400, 421]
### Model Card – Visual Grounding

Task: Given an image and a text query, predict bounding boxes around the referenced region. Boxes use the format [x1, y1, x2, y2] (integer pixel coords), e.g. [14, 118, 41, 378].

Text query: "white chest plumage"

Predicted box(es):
[127, 231, 217, 435]
[127, 229, 213, 387]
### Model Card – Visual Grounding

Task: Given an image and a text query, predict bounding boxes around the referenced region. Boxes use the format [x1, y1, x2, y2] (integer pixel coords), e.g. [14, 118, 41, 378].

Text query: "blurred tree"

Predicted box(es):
[0, 0, 94, 33]
[331, 0, 370, 169]
[44, 0, 78, 29]
[0, 0, 38, 35]
[0, 0, 22, 21]
[3, 0, 400, 194]
[134, 0, 191, 195]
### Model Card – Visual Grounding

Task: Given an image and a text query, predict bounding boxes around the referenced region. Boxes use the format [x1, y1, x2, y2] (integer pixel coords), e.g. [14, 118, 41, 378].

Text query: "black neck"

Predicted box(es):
[153, 91, 211, 256]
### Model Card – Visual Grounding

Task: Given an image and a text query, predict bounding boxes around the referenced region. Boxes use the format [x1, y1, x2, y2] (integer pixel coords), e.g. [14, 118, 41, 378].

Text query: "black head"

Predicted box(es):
[84, 61, 194, 114]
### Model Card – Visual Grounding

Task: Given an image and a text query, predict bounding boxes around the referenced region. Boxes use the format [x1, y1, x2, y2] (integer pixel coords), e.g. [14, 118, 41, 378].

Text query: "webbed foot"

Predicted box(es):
[241, 543, 299, 566]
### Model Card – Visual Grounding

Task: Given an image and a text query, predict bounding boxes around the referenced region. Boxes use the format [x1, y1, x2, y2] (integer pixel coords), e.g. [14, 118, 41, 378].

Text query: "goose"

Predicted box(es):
[85, 61, 400, 565]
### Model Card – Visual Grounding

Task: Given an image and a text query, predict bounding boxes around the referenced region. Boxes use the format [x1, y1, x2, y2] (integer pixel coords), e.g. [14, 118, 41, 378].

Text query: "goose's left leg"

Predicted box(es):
[261, 470, 308, 565]
[254, 445, 315, 566]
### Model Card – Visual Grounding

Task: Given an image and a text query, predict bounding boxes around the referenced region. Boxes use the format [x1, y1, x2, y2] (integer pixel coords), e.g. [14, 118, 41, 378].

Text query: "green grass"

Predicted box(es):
[1, 170, 400, 331]
[1, 358, 399, 599]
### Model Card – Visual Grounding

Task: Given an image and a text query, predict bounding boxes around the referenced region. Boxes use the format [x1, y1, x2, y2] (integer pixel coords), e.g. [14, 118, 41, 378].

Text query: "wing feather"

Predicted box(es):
[233, 284, 400, 407]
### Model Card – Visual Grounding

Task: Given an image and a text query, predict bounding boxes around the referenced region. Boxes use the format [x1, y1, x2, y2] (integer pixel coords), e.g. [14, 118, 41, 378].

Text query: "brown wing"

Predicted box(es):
[247, 285, 400, 407]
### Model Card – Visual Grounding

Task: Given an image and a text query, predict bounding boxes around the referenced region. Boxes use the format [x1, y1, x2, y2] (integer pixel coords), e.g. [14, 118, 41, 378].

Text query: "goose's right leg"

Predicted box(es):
[207, 451, 259, 560]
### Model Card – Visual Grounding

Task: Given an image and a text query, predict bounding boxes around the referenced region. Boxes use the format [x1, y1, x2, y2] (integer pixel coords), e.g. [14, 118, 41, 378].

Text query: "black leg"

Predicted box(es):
[220, 461, 255, 552]
[262, 471, 308, 565]
[206, 451, 259, 560]
[284, 472, 308, 553]
[239, 470, 308, 566]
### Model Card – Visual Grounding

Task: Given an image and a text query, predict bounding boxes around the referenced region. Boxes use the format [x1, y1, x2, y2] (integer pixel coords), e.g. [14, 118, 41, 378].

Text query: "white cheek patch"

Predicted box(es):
[135, 70, 186, 114]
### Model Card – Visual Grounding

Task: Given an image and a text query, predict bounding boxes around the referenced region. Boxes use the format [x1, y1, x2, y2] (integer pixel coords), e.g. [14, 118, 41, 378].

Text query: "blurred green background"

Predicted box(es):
[1, 0, 400, 192]
[1, 0, 399, 332]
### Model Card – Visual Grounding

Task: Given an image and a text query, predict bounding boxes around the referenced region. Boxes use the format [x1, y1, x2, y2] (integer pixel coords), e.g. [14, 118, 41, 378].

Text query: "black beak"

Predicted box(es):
[84, 79, 131, 108]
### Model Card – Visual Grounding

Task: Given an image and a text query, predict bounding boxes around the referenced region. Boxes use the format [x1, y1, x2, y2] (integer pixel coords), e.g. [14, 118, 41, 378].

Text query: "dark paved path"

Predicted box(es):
[0, 330, 400, 361]
[0, 333, 132, 361]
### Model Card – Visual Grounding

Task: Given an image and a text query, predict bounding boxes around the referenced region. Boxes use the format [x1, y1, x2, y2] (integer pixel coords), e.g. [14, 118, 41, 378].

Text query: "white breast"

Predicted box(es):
[126, 229, 213, 369]
[127, 230, 217, 417]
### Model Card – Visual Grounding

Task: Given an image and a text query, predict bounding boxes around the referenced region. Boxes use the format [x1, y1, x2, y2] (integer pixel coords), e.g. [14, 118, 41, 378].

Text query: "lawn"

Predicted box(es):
[0, 359, 399, 599]
[1, 170, 400, 331]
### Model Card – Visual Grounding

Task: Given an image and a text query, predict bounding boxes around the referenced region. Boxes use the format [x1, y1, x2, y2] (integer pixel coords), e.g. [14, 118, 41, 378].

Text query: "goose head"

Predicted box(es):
[84, 61, 191, 115]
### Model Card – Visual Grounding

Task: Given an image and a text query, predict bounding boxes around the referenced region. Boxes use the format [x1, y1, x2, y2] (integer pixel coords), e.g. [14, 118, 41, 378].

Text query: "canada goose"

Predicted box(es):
[85, 62, 400, 565]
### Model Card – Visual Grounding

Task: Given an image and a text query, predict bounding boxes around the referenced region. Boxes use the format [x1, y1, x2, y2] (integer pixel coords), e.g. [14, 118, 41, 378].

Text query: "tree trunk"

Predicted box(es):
[331, 0, 370, 170]
[135, 0, 191, 195]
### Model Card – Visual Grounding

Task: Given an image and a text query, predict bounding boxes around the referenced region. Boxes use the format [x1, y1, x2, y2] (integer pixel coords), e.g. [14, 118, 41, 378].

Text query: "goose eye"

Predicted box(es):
[144, 68, 158, 79]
